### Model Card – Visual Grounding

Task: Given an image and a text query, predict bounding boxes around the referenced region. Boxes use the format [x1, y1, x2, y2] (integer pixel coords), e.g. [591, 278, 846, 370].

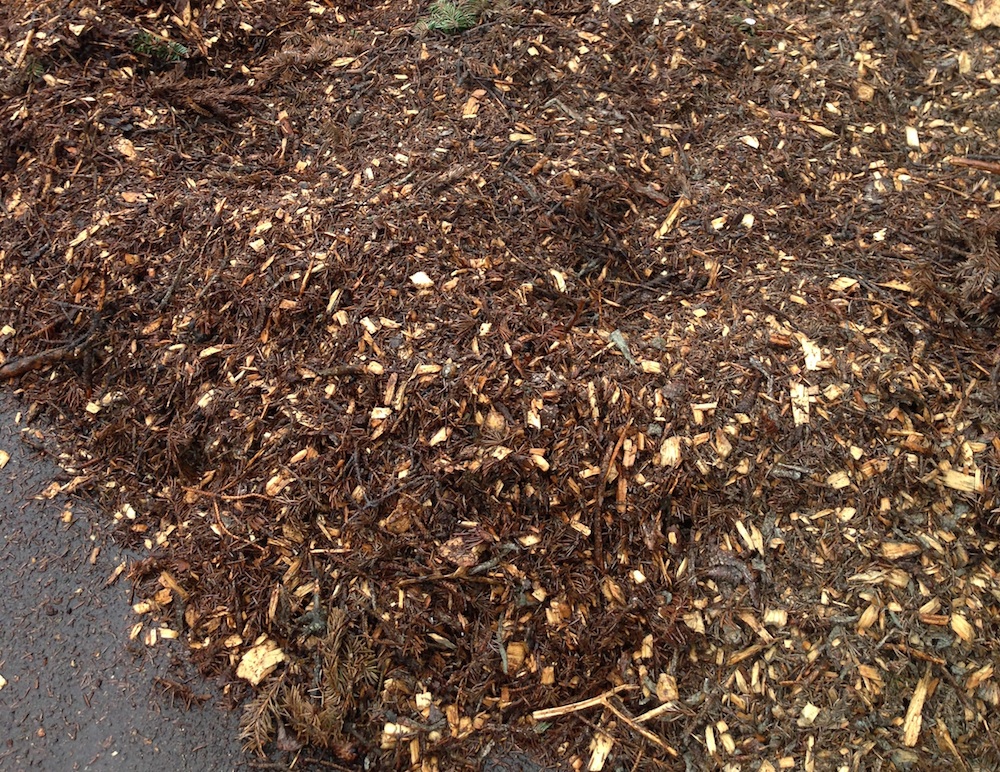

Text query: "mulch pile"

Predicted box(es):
[2, 0, 1000, 768]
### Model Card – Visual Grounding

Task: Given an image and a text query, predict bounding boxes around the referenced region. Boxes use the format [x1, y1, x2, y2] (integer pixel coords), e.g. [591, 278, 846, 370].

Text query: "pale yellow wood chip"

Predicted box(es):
[939, 468, 984, 493]
[951, 614, 975, 643]
[790, 382, 810, 426]
[797, 702, 820, 727]
[658, 435, 683, 467]
[902, 665, 933, 746]
[587, 730, 615, 771]
[881, 542, 920, 560]
[236, 637, 286, 686]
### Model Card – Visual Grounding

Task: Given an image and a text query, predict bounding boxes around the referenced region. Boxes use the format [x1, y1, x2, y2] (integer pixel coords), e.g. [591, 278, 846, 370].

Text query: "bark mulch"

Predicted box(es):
[2, 0, 1000, 769]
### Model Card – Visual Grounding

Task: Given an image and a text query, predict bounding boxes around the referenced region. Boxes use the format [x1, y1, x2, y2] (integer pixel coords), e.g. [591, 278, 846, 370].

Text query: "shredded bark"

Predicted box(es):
[2, 0, 1000, 769]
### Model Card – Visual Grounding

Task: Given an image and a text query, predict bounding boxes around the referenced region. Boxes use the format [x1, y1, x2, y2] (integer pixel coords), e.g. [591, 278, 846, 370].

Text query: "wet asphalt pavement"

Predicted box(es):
[0, 394, 245, 771]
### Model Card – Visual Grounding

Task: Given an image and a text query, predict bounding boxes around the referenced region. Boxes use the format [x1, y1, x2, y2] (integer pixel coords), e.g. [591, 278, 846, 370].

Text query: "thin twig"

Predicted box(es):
[902, 0, 920, 35]
[633, 700, 692, 723]
[0, 344, 80, 380]
[592, 421, 630, 569]
[13, 28, 35, 69]
[604, 696, 679, 757]
[531, 684, 636, 720]
[0, 311, 103, 381]
[948, 156, 1000, 175]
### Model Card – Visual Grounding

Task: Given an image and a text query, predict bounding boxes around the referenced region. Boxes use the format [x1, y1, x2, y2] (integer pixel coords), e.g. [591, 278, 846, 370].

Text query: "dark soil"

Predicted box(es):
[2, 0, 1000, 769]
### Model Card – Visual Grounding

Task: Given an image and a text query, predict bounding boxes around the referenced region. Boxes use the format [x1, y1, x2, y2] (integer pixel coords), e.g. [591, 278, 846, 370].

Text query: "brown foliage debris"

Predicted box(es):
[2, 0, 1000, 769]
